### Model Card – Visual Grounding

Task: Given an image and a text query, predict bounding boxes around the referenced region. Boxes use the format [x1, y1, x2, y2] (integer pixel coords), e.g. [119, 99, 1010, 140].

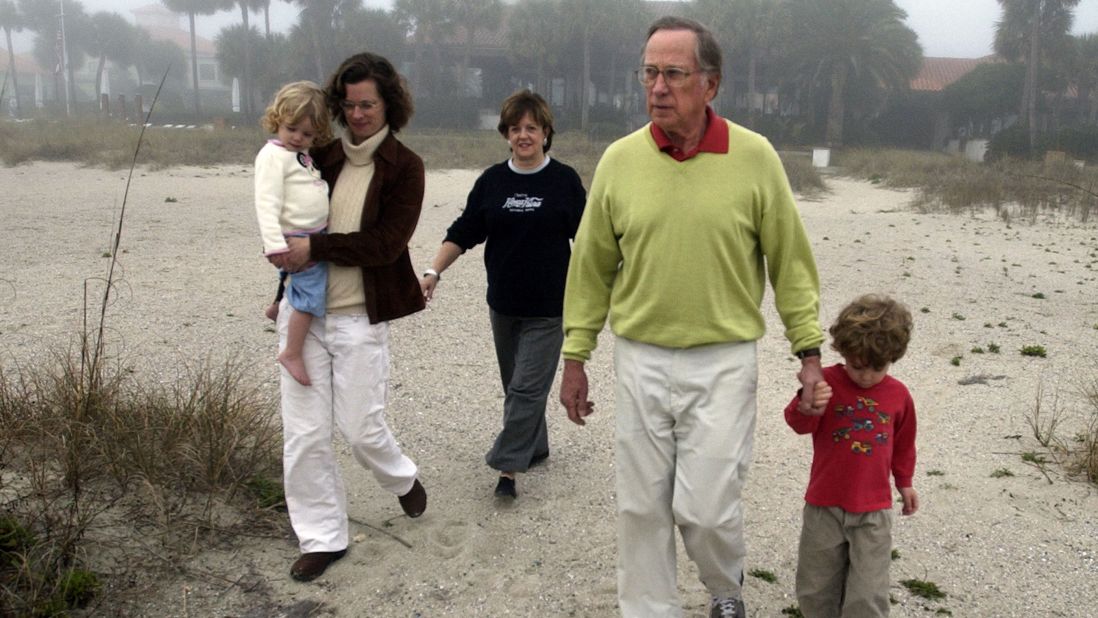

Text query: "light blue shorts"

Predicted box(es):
[286, 262, 327, 317]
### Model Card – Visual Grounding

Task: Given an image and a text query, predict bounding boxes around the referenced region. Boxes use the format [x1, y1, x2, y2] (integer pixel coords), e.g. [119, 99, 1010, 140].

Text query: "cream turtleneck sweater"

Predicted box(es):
[326, 125, 389, 314]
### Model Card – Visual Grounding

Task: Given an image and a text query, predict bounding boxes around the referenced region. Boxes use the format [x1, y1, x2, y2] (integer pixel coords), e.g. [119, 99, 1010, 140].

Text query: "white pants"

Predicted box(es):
[614, 337, 758, 617]
[278, 301, 418, 553]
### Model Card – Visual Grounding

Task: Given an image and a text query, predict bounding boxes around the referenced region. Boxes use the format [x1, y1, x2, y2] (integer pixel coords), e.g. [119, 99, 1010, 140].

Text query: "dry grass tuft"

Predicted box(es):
[835, 148, 1098, 222]
[0, 348, 282, 614]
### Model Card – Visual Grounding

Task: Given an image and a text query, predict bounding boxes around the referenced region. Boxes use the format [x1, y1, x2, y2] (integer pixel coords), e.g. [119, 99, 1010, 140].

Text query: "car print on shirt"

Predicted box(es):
[851, 441, 873, 455]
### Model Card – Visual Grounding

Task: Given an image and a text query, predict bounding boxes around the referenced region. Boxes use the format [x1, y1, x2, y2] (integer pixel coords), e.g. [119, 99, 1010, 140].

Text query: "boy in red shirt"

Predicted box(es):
[785, 294, 919, 617]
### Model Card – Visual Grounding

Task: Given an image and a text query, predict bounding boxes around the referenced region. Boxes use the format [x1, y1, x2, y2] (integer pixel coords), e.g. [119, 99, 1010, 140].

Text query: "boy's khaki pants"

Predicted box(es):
[797, 503, 893, 617]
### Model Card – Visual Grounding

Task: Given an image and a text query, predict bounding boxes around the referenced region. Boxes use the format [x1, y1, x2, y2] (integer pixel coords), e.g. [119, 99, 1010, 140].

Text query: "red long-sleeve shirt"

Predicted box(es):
[785, 364, 917, 513]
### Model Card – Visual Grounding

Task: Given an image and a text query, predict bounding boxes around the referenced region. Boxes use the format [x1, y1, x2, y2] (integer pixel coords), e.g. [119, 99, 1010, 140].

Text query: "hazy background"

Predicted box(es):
[12, 0, 1098, 59]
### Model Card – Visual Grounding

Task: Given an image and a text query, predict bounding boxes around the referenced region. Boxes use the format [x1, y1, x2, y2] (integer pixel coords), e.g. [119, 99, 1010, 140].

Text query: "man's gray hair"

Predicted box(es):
[644, 16, 722, 82]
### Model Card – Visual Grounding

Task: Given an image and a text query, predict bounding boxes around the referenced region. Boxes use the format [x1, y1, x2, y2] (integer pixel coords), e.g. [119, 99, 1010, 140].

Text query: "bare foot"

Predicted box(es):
[278, 352, 311, 386]
[265, 302, 279, 321]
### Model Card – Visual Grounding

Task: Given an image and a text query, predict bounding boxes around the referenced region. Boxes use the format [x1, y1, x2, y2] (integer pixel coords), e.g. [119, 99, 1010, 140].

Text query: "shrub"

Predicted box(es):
[1049, 125, 1098, 162]
[1021, 345, 1047, 358]
[901, 578, 947, 600]
[987, 125, 1043, 161]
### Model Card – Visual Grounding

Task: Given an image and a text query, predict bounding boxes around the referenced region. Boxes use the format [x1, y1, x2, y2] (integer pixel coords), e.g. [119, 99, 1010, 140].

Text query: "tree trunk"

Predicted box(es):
[308, 12, 325, 83]
[825, 62, 848, 147]
[95, 54, 105, 103]
[747, 49, 757, 128]
[187, 11, 202, 118]
[461, 25, 475, 98]
[241, 4, 253, 115]
[6, 29, 22, 118]
[1027, 3, 1040, 151]
[581, 25, 591, 131]
[264, 4, 271, 38]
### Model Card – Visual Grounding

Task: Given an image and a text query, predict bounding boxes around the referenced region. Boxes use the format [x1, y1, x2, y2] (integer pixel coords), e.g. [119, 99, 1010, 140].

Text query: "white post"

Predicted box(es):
[58, 0, 72, 116]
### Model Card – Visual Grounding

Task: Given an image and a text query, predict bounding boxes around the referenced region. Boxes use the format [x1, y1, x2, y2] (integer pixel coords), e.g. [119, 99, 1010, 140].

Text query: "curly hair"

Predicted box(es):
[259, 80, 333, 145]
[497, 89, 555, 153]
[829, 294, 913, 370]
[325, 52, 414, 133]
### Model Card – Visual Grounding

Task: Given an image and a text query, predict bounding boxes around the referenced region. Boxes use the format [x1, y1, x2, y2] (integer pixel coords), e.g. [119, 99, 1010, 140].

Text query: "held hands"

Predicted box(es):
[899, 486, 919, 515]
[797, 379, 832, 416]
[796, 354, 828, 416]
[560, 359, 595, 426]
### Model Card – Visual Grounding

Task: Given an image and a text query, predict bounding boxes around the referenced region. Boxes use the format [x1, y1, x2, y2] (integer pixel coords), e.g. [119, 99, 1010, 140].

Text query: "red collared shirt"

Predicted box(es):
[650, 106, 730, 162]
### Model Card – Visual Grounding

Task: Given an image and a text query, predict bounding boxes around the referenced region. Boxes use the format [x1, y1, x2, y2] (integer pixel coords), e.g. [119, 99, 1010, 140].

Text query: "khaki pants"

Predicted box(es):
[797, 503, 893, 618]
[613, 337, 758, 617]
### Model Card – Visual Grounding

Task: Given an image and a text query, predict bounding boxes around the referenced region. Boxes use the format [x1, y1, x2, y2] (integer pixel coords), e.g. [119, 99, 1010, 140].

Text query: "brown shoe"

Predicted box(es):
[398, 479, 427, 518]
[290, 549, 347, 582]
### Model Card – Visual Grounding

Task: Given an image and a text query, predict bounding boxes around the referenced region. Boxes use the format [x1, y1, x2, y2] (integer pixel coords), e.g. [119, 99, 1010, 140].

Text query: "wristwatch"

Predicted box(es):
[794, 347, 821, 359]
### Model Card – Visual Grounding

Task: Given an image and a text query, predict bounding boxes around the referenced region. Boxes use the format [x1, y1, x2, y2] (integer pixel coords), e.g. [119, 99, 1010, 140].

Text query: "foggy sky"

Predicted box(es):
[11, 0, 1098, 60]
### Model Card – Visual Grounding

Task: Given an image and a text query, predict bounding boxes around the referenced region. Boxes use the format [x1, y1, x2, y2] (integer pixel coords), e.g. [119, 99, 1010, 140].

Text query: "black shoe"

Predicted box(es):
[290, 549, 347, 582]
[399, 479, 427, 518]
[494, 476, 517, 498]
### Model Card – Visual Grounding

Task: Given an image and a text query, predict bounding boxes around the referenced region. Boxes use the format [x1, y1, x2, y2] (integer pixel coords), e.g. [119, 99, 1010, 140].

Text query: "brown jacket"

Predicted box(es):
[309, 132, 426, 323]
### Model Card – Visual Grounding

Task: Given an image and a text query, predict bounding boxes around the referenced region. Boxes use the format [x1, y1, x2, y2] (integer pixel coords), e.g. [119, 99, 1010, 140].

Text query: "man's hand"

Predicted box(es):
[797, 380, 832, 416]
[797, 355, 825, 415]
[559, 359, 595, 426]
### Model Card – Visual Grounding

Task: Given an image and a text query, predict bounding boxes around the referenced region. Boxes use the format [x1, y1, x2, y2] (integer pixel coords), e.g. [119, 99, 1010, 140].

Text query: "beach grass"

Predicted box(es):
[834, 148, 1098, 222]
[0, 119, 826, 193]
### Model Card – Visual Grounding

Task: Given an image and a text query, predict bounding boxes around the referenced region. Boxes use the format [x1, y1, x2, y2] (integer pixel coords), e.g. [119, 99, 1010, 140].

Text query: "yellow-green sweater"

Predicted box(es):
[562, 120, 824, 361]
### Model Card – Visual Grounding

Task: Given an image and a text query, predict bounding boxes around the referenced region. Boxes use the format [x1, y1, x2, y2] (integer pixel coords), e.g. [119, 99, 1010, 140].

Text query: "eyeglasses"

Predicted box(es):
[636, 65, 695, 87]
[339, 99, 381, 113]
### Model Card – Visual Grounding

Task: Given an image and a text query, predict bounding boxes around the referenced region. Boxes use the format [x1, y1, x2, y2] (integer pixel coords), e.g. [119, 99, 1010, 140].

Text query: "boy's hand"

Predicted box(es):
[899, 486, 919, 515]
[797, 380, 831, 416]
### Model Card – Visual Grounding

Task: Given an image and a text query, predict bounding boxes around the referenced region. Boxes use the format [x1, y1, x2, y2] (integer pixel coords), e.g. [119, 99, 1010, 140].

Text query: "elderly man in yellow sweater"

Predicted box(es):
[560, 16, 826, 618]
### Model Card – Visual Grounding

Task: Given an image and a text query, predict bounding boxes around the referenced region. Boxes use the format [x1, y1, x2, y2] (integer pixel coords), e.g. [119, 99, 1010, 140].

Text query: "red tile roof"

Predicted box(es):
[911, 55, 1000, 92]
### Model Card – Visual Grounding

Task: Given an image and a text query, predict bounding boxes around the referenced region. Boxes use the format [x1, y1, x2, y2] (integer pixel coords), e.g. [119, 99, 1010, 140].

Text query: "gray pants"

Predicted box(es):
[485, 310, 562, 472]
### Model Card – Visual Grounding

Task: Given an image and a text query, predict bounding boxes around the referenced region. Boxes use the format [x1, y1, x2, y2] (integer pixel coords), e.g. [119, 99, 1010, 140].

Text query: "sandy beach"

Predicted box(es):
[1, 160, 1097, 617]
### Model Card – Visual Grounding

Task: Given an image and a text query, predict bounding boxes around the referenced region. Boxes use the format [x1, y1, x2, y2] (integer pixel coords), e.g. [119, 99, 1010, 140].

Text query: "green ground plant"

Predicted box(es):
[1021, 345, 1048, 357]
[748, 568, 777, 583]
[991, 468, 1015, 478]
[901, 578, 947, 600]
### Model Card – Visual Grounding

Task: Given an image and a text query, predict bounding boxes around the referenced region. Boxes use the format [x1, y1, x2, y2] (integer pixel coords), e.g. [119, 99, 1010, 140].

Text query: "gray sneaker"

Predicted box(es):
[708, 596, 746, 618]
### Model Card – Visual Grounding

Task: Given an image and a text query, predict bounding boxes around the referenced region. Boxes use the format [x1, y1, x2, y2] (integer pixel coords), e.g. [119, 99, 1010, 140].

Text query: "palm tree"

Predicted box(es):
[88, 12, 136, 105]
[0, 0, 23, 117]
[1075, 33, 1098, 124]
[21, 0, 90, 109]
[452, 0, 501, 97]
[162, 0, 234, 118]
[995, 0, 1080, 149]
[394, 0, 455, 98]
[133, 28, 187, 90]
[787, 0, 921, 147]
[229, 0, 267, 115]
[559, 0, 643, 131]
[508, 0, 562, 95]
[693, 0, 790, 125]
[291, 0, 342, 82]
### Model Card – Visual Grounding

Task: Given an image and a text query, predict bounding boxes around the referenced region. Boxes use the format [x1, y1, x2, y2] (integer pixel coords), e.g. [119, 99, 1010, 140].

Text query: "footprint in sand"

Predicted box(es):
[430, 520, 471, 559]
